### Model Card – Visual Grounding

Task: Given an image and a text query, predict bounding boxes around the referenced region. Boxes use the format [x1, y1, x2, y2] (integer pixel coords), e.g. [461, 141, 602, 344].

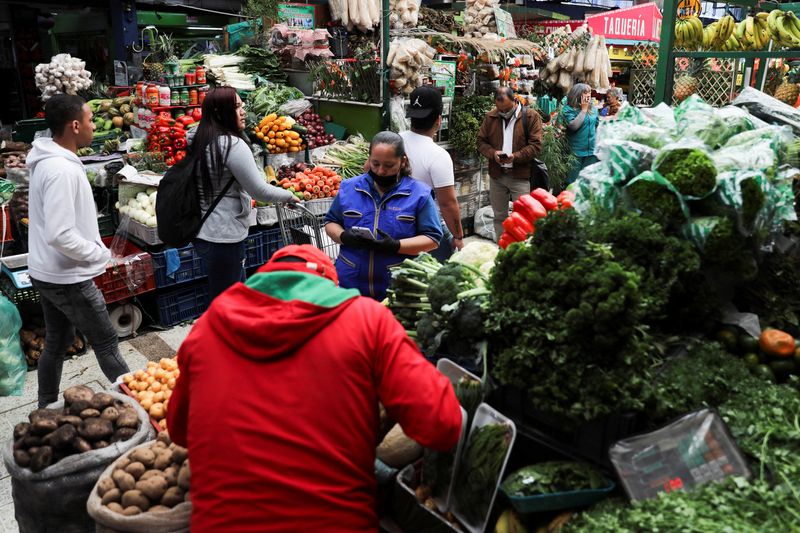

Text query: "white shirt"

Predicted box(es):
[399, 130, 455, 190]
[501, 104, 521, 169]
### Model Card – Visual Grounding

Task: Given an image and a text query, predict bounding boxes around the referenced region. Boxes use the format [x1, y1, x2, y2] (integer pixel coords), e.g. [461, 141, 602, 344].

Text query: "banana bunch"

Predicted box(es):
[767, 9, 800, 48]
[702, 19, 734, 50]
[736, 15, 771, 51]
[675, 16, 703, 49]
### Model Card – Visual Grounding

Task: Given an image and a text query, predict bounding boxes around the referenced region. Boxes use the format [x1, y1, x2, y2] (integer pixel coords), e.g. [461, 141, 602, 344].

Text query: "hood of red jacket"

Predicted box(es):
[202, 270, 361, 360]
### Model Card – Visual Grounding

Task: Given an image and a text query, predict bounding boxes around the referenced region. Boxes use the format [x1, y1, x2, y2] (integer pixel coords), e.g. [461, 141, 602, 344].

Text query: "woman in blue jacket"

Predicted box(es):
[562, 83, 599, 184]
[324, 131, 443, 300]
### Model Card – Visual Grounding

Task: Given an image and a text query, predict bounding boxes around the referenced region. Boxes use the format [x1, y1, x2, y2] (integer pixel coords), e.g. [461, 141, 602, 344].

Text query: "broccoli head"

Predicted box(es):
[656, 148, 717, 198]
[627, 180, 685, 226]
[427, 262, 483, 313]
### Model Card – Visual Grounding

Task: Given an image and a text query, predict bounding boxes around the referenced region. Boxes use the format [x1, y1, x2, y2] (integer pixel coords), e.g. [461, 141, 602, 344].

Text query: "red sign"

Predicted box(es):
[586, 3, 663, 42]
[515, 19, 584, 37]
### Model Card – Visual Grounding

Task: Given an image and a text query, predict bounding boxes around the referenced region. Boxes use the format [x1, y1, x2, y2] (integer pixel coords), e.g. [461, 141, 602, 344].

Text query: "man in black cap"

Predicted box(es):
[400, 85, 464, 260]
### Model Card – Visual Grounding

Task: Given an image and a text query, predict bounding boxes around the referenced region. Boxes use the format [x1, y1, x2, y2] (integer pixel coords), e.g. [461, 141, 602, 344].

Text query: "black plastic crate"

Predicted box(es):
[97, 213, 115, 238]
[0, 274, 39, 304]
[150, 244, 207, 288]
[262, 227, 285, 260]
[156, 282, 210, 327]
[244, 230, 265, 269]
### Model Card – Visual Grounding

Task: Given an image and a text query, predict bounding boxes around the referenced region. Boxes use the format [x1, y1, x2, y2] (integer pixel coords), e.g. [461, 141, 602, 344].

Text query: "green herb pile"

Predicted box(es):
[654, 148, 717, 198]
[236, 45, 286, 84]
[626, 178, 686, 226]
[450, 96, 494, 156]
[488, 210, 656, 425]
[245, 82, 304, 117]
[502, 461, 608, 497]
[539, 122, 576, 193]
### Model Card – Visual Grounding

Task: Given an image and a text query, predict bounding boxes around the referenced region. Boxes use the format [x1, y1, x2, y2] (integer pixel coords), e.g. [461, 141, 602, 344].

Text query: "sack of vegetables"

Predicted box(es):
[3, 386, 153, 533]
[87, 432, 191, 533]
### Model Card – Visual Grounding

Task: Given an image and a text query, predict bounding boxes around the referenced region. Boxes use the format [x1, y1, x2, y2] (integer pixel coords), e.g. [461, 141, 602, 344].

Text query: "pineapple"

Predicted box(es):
[673, 58, 706, 103]
[774, 69, 800, 106]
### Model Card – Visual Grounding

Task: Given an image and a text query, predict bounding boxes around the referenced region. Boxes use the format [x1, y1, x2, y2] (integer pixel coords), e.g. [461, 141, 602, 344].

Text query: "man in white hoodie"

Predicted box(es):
[27, 94, 130, 407]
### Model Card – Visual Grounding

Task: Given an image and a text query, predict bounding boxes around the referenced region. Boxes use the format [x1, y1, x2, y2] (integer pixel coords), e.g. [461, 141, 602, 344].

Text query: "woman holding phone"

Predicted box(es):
[562, 83, 599, 185]
[324, 131, 443, 300]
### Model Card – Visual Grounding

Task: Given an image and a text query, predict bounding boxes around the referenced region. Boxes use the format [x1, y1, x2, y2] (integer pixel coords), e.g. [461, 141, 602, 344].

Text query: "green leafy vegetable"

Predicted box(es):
[502, 461, 608, 497]
[654, 148, 717, 198]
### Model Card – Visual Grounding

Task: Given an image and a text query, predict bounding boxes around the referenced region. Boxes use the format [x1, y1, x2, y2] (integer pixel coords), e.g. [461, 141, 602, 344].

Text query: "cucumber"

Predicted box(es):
[291, 124, 308, 134]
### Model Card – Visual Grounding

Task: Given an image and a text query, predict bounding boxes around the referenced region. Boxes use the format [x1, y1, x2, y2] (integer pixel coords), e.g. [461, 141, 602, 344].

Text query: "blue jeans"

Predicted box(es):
[194, 239, 247, 301]
[30, 278, 130, 408]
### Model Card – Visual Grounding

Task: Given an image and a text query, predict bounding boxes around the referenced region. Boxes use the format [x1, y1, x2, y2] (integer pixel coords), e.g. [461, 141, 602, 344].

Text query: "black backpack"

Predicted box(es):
[155, 154, 235, 248]
[521, 106, 550, 192]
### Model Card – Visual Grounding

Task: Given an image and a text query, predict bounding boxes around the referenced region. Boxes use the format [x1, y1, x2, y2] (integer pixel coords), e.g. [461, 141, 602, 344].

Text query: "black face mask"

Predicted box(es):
[369, 169, 399, 189]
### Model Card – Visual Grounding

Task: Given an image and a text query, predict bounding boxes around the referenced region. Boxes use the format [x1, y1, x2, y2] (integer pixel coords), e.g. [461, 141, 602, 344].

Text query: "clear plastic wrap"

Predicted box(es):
[732, 86, 800, 136]
[671, 95, 725, 148]
[713, 169, 771, 234]
[595, 140, 658, 184]
[571, 162, 620, 216]
[596, 104, 667, 149]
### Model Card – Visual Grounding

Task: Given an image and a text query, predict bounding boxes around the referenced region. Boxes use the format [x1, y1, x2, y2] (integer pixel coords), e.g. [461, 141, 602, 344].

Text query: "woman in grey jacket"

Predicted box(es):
[191, 87, 298, 299]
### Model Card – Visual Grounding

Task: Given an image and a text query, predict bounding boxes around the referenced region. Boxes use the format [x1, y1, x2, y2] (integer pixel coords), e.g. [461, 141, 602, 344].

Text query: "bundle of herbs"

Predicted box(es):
[450, 95, 494, 156]
[502, 461, 608, 497]
[487, 210, 657, 426]
[236, 45, 287, 84]
[538, 121, 576, 193]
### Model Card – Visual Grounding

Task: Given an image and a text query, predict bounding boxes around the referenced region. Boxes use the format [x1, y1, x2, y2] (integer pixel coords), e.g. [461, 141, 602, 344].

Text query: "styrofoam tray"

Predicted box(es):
[452, 403, 516, 533]
[396, 463, 464, 532]
[422, 406, 469, 513]
[437, 358, 482, 385]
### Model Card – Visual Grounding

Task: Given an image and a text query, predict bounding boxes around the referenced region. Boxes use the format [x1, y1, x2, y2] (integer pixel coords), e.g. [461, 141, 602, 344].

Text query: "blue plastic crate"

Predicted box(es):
[244, 230, 265, 269]
[262, 227, 285, 260]
[151, 244, 207, 288]
[156, 282, 210, 327]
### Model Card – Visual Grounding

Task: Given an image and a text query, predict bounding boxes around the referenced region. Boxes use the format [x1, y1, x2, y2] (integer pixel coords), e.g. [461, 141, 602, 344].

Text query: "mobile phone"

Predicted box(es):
[497, 153, 509, 160]
[350, 226, 376, 240]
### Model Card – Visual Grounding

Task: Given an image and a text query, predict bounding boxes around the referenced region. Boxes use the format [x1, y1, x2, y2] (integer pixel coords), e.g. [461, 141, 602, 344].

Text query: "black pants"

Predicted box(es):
[30, 278, 130, 407]
[193, 238, 247, 301]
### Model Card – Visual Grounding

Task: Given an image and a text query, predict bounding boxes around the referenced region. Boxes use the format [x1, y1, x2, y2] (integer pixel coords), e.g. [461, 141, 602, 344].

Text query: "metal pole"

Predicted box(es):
[654, 0, 677, 104]
[381, 0, 391, 131]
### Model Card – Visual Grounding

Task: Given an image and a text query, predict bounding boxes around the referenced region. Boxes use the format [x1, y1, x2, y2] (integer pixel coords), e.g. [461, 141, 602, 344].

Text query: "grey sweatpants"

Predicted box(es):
[30, 278, 130, 407]
[490, 172, 530, 242]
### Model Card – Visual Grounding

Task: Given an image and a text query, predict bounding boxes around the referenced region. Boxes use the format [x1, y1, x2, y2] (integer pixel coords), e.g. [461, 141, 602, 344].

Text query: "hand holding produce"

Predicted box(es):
[34, 54, 92, 101]
[254, 114, 305, 154]
[273, 162, 341, 201]
[94, 432, 190, 516]
[12, 386, 141, 472]
[297, 111, 336, 150]
[121, 358, 179, 432]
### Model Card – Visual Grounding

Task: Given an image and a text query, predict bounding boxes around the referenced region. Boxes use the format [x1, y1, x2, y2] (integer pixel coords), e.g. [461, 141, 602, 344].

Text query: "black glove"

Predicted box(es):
[339, 229, 375, 249]
[369, 229, 401, 254]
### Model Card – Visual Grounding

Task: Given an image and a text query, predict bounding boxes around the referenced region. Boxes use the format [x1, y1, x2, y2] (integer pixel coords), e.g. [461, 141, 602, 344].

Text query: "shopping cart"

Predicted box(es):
[275, 198, 340, 261]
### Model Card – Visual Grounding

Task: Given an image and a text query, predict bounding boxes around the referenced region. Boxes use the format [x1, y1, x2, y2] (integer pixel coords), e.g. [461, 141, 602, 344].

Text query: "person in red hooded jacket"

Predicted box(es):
[167, 244, 463, 533]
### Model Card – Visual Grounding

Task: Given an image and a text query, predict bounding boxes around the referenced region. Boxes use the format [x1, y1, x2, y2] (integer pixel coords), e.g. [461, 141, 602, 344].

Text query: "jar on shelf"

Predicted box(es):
[185, 71, 196, 85]
[159, 85, 171, 107]
[180, 88, 190, 106]
[135, 81, 144, 104]
[145, 84, 159, 106]
[198, 87, 207, 105]
[195, 66, 206, 84]
[188, 88, 198, 105]
[171, 89, 180, 106]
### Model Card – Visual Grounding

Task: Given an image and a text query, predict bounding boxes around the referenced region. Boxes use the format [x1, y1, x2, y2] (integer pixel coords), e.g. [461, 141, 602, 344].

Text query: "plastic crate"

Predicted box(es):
[94, 237, 155, 304]
[13, 118, 48, 144]
[118, 383, 162, 434]
[244, 230, 265, 269]
[150, 244, 207, 288]
[262, 227, 285, 260]
[156, 282, 210, 327]
[0, 274, 39, 304]
[1, 205, 12, 243]
[127, 219, 162, 246]
[97, 213, 115, 238]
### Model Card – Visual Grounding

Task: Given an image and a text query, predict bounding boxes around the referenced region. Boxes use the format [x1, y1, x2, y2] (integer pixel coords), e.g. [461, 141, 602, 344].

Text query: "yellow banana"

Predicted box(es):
[786, 11, 800, 40]
[736, 20, 746, 40]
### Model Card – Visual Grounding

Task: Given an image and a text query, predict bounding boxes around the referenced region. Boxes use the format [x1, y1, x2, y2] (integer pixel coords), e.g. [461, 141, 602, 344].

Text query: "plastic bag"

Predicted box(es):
[732, 86, 800, 136]
[610, 409, 749, 501]
[572, 162, 620, 216]
[596, 105, 667, 150]
[652, 140, 717, 199]
[766, 165, 798, 229]
[671, 95, 725, 148]
[3, 391, 154, 533]
[681, 216, 726, 251]
[474, 205, 495, 241]
[107, 216, 153, 295]
[639, 102, 676, 131]
[624, 170, 690, 223]
[713, 139, 783, 177]
[389, 96, 409, 133]
[87, 441, 191, 533]
[705, 106, 757, 148]
[0, 295, 26, 396]
[278, 98, 313, 117]
[595, 140, 658, 184]
[713, 170, 771, 234]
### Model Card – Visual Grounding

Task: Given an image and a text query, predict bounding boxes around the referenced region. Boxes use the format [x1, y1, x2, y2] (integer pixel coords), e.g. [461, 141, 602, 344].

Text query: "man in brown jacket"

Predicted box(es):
[477, 87, 543, 240]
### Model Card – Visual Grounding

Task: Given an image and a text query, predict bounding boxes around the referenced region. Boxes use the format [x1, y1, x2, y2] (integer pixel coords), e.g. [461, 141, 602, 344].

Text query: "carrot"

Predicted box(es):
[303, 191, 312, 200]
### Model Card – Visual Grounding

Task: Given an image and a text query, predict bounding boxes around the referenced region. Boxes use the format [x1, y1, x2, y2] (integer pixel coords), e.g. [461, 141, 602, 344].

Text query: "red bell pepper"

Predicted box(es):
[557, 190, 576, 210]
[162, 146, 175, 158]
[513, 195, 547, 224]
[502, 212, 533, 241]
[173, 137, 187, 150]
[498, 232, 515, 249]
[531, 188, 558, 211]
[156, 126, 170, 134]
[165, 157, 176, 167]
[175, 150, 187, 162]
[191, 108, 202, 121]
[178, 116, 195, 126]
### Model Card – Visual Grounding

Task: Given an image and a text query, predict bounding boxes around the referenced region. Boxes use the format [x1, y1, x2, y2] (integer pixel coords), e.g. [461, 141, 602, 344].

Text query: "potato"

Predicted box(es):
[47, 422, 77, 450]
[101, 488, 121, 505]
[68, 400, 91, 417]
[140, 470, 165, 482]
[156, 431, 172, 446]
[115, 409, 139, 429]
[153, 449, 173, 470]
[129, 447, 155, 468]
[121, 490, 150, 511]
[79, 408, 101, 419]
[64, 385, 94, 405]
[22, 435, 43, 448]
[30, 418, 58, 436]
[106, 502, 124, 513]
[125, 461, 146, 480]
[13, 450, 30, 468]
[78, 418, 113, 441]
[28, 447, 40, 456]
[161, 486, 184, 507]
[13, 422, 30, 440]
[136, 476, 168, 501]
[116, 457, 131, 471]
[183, 491, 190, 502]
[90, 392, 115, 411]
[56, 415, 82, 427]
[171, 446, 188, 465]
[121, 506, 143, 516]
[100, 407, 119, 422]
[30, 446, 53, 473]
[177, 461, 190, 490]
[111, 427, 137, 443]
[73, 437, 92, 453]
[112, 469, 136, 492]
[93, 440, 109, 449]
[96, 477, 116, 497]
[148, 505, 171, 513]
[163, 465, 178, 486]
[29, 409, 58, 425]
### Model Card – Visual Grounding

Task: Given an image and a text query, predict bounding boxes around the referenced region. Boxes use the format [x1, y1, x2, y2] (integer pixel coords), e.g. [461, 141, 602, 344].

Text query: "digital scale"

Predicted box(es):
[1, 254, 32, 290]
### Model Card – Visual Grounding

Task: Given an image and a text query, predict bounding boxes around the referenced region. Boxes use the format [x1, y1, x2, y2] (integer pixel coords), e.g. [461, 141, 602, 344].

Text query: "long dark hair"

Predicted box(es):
[190, 87, 248, 202]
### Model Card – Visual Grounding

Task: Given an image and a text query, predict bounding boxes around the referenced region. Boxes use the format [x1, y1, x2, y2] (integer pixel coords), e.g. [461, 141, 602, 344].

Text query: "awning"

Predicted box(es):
[516, 18, 585, 37]
[585, 3, 662, 42]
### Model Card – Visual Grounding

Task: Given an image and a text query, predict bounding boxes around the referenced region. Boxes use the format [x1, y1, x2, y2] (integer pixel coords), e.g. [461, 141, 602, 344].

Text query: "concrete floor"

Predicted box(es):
[0, 324, 193, 532]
